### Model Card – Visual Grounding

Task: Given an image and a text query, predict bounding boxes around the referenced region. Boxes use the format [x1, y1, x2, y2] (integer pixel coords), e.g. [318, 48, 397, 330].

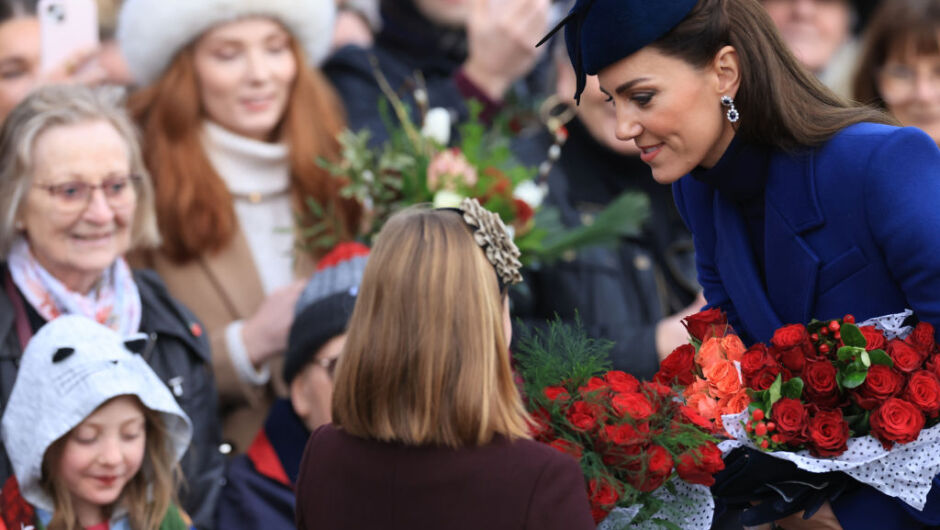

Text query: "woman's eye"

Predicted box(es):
[212, 47, 240, 61]
[266, 40, 290, 54]
[122, 431, 143, 441]
[632, 92, 654, 106]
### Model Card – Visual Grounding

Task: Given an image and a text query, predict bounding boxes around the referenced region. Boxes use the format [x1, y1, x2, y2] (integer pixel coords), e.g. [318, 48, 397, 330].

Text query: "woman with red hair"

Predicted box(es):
[118, 0, 360, 452]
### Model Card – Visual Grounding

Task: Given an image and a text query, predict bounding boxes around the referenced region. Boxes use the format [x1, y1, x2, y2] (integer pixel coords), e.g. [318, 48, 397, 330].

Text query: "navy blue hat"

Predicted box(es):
[538, 0, 698, 103]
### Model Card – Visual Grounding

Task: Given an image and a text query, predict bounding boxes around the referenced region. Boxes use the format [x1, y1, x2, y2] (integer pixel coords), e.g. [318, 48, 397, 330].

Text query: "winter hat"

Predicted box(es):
[117, 0, 337, 86]
[283, 242, 370, 384]
[1, 315, 192, 512]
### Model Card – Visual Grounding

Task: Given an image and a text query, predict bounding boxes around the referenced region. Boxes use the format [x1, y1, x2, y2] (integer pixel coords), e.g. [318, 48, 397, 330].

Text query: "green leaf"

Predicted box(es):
[837, 346, 866, 362]
[841, 370, 868, 389]
[868, 349, 893, 367]
[782, 377, 804, 399]
[840, 323, 867, 348]
[768, 374, 783, 406]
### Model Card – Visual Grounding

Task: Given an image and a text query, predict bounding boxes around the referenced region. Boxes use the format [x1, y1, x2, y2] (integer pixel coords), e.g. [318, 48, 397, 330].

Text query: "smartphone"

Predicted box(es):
[38, 0, 99, 74]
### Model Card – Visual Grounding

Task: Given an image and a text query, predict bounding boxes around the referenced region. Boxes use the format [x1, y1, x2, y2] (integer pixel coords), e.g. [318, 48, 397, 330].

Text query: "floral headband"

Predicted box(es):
[447, 198, 523, 291]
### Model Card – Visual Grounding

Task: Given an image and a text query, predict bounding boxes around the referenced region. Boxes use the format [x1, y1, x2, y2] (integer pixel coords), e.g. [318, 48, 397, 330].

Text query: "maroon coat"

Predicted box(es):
[295, 424, 595, 529]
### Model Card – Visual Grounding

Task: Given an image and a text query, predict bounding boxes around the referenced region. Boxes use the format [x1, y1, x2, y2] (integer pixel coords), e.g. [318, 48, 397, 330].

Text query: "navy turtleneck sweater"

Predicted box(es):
[690, 137, 772, 280]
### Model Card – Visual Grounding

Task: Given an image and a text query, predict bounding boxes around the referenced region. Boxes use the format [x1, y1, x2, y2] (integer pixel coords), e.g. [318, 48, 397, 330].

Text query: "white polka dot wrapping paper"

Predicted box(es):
[598, 477, 715, 530]
[718, 411, 940, 511]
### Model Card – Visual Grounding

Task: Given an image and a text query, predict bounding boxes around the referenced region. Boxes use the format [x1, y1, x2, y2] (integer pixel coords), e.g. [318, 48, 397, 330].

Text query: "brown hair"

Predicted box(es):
[653, 0, 894, 150]
[331, 207, 530, 448]
[128, 37, 360, 264]
[852, 0, 940, 109]
[0, 84, 160, 258]
[41, 396, 180, 530]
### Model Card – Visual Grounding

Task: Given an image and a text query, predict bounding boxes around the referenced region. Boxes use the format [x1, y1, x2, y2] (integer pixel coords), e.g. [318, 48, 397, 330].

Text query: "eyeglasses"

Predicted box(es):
[877, 61, 940, 104]
[33, 175, 141, 214]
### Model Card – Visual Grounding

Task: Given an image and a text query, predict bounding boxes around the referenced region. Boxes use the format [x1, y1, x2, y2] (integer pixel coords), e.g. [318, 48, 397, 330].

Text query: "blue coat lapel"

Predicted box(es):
[764, 150, 825, 327]
[713, 192, 783, 342]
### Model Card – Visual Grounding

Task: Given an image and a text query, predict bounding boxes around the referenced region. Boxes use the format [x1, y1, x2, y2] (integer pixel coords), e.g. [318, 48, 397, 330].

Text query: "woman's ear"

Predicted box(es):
[713, 45, 741, 97]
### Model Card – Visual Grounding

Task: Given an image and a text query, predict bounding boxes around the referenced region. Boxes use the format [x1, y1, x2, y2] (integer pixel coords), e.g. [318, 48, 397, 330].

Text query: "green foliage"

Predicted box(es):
[514, 315, 613, 399]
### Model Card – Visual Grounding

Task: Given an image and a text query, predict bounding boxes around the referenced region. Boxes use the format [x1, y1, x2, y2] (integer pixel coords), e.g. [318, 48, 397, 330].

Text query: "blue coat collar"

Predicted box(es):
[696, 139, 826, 342]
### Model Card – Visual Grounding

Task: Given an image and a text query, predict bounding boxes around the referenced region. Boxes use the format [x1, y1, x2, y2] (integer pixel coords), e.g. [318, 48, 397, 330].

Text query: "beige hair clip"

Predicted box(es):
[458, 198, 523, 289]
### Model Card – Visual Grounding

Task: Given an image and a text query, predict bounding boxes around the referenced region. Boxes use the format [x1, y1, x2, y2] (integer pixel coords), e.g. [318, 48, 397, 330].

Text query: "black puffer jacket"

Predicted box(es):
[0, 267, 225, 529]
[512, 118, 700, 380]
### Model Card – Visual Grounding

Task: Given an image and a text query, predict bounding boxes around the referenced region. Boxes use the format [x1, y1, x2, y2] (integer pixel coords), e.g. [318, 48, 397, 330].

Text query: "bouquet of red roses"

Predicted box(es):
[515, 318, 723, 529]
[659, 308, 940, 513]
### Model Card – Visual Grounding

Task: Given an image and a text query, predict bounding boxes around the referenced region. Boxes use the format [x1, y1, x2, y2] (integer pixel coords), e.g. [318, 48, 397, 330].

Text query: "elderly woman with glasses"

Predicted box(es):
[0, 84, 224, 529]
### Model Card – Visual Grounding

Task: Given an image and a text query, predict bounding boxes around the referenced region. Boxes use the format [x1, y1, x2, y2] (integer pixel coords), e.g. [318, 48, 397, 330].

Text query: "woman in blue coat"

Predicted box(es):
[546, 0, 940, 528]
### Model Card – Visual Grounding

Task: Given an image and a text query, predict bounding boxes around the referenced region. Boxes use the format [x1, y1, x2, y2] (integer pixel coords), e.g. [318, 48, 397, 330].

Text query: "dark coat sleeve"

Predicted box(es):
[524, 452, 596, 530]
[216, 455, 297, 530]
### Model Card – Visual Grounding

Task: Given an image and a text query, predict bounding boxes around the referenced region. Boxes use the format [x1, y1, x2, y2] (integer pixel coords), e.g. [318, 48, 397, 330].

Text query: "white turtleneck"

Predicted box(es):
[201, 121, 295, 385]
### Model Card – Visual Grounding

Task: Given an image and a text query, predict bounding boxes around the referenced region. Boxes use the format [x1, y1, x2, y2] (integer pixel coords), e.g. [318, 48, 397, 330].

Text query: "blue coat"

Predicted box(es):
[673, 122, 940, 528]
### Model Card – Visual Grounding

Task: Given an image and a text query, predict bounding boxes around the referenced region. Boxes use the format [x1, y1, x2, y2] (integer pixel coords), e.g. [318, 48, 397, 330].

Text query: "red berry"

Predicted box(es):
[753, 409, 765, 421]
[844, 314, 855, 324]
[819, 344, 831, 354]
[834, 331, 841, 340]
[766, 422, 775, 432]
[829, 321, 841, 332]
[811, 333, 819, 342]
[772, 434, 783, 444]
[820, 327, 829, 335]
[760, 439, 770, 449]
[755, 423, 768, 436]
[746, 422, 753, 433]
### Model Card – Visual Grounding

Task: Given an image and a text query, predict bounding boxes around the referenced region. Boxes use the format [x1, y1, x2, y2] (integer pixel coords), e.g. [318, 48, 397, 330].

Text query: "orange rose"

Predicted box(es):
[721, 335, 746, 363]
[698, 338, 725, 370]
[703, 360, 742, 399]
[719, 388, 751, 416]
[683, 377, 709, 399]
[686, 391, 720, 426]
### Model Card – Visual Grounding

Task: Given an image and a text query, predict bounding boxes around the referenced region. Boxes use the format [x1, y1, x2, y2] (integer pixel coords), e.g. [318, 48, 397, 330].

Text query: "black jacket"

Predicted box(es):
[0, 267, 225, 529]
[323, 0, 549, 145]
[512, 119, 699, 380]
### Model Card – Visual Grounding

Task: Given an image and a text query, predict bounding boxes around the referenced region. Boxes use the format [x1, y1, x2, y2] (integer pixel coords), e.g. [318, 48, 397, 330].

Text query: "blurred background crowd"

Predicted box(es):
[0, 0, 936, 528]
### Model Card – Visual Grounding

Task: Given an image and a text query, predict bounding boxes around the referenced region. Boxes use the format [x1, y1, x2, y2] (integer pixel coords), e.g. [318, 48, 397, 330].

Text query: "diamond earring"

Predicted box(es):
[721, 95, 740, 123]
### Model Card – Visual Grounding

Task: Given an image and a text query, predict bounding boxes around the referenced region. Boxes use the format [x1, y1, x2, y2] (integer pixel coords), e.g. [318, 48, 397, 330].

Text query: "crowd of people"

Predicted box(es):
[0, 0, 935, 528]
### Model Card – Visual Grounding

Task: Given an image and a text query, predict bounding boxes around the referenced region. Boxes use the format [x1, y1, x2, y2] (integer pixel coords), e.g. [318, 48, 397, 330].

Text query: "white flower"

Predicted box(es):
[432, 189, 464, 208]
[513, 180, 548, 209]
[421, 107, 451, 145]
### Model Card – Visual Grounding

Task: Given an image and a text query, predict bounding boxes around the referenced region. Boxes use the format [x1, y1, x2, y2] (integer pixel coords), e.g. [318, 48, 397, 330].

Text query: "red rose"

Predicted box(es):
[579, 376, 609, 396]
[642, 381, 675, 400]
[870, 397, 926, 450]
[605, 370, 640, 394]
[543, 386, 570, 403]
[740, 344, 775, 375]
[905, 371, 940, 418]
[803, 360, 841, 408]
[771, 398, 809, 444]
[566, 401, 602, 432]
[628, 444, 674, 492]
[747, 364, 787, 391]
[0, 475, 36, 530]
[588, 477, 620, 523]
[603, 423, 648, 447]
[682, 308, 729, 341]
[601, 430, 647, 467]
[528, 407, 554, 441]
[908, 322, 937, 354]
[927, 355, 940, 380]
[675, 442, 725, 487]
[611, 392, 655, 420]
[549, 437, 584, 460]
[887, 340, 927, 373]
[852, 365, 905, 410]
[859, 325, 886, 351]
[807, 409, 850, 457]
[655, 344, 697, 386]
[772, 324, 815, 372]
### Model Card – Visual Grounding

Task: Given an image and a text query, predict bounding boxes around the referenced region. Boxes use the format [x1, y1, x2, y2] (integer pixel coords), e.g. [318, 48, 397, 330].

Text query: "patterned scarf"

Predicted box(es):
[7, 238, 141, 336]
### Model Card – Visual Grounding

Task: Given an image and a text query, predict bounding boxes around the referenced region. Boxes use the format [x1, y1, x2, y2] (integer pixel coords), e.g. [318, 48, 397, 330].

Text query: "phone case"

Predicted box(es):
[39, 0, 99, 73]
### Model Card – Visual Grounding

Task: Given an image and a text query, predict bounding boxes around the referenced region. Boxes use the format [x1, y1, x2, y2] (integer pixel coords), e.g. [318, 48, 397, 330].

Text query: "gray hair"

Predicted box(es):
[0, 84, 160, 258]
